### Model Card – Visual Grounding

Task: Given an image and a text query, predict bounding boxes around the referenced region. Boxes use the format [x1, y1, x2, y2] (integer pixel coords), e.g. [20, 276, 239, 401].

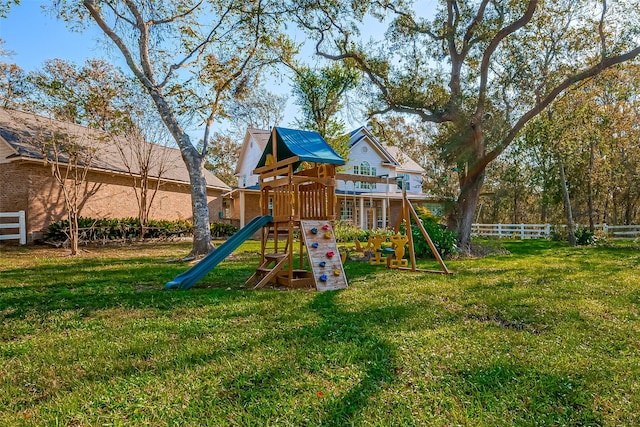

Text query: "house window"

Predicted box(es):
[356, 161, 377, 190]
[341, 201, 354, 222]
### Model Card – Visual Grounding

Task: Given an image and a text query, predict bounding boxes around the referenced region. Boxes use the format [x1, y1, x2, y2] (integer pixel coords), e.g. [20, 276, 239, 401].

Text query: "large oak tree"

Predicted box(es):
[295, 0, 640, 253]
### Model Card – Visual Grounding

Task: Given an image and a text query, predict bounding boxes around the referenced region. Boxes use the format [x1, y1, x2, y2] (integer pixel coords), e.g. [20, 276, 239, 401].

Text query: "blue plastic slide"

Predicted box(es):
[165, 215, 273, 290]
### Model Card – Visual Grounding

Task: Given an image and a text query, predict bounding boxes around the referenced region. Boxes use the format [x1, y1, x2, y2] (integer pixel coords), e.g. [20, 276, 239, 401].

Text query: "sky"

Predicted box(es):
[1, 1, 437, 135]
[0, 1, 321, 133]
[1, 1, 116, 71]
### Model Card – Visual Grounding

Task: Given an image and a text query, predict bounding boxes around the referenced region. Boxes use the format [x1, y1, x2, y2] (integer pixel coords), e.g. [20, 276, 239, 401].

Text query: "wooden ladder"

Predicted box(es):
[246, 253, 288, 289]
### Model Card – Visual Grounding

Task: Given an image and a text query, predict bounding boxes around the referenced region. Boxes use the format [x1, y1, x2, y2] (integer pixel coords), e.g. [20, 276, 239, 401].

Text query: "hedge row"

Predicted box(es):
[44, 217, 237, 243]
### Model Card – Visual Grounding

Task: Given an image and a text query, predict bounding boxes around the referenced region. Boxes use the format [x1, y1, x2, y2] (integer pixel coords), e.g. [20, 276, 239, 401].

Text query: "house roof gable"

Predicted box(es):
[349, 126, 398, 166]
[234, 127, 271, 175]
[349, 126, 425, 173]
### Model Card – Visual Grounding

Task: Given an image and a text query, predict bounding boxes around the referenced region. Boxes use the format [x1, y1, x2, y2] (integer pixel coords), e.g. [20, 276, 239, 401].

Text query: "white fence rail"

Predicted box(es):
[472, 223, 640, 239]
[0, 211, 26, 245]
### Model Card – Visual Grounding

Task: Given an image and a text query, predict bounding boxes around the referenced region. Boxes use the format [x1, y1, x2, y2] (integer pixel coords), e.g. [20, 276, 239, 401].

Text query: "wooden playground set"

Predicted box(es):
[166, 127, 450, 291]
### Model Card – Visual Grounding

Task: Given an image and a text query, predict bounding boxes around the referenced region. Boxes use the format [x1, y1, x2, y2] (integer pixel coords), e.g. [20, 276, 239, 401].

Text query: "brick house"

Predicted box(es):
[227, 126, 445, 229]
[0, 108, 230, 243]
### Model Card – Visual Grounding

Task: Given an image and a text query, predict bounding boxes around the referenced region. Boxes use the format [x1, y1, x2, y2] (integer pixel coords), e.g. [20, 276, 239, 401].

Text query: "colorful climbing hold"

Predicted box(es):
[326, 251, 335, 258]
[322, 224, 330, 230]
[319, 274, 328, 281]
[324, 231, 332, 239]
[311, 228, 318, 234]
[334, 269, 341, 276]
[311, 242, 319, 248]
[319, 261, 326, 267]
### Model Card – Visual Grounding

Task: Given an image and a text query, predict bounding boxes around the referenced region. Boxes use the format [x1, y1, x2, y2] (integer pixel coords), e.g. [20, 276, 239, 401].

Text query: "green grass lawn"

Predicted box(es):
[1, 239, 639, 426]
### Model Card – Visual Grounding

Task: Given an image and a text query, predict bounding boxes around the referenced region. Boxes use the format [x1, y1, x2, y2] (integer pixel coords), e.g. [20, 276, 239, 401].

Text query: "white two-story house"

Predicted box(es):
[226, 126, 444, 229]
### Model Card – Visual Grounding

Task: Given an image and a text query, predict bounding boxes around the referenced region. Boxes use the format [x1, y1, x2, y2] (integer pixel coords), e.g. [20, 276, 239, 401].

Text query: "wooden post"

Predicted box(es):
[405, 192, 451, 275]
[271, 127, 277, 162]
[404, 192, 417, 272]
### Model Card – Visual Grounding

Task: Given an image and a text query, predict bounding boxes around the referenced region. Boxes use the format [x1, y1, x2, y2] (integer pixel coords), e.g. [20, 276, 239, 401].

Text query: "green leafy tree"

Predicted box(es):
[1, 39, 31, 109]
[204, 133, 240, 187]
[295, 0, 640, 254]
[28, 58, 135, 132]
[521, 64, 640, 233]
[290, 62, 359, 160]
[52, 0, 293, 257]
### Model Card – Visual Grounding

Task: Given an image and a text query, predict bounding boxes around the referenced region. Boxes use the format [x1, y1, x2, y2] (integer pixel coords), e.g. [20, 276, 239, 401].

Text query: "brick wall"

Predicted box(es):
[1, 160, 225, 242]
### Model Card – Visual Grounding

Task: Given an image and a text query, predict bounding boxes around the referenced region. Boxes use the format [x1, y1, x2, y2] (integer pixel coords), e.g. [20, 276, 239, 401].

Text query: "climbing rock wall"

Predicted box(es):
[300, 220, 348, 291]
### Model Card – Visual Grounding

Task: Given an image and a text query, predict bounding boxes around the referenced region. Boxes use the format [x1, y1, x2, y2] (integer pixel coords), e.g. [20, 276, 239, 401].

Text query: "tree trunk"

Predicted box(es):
[559, 159, 576, 246]
[69, 211, 79, 256]
[184, 152, 214, 257]
[139, 177, 148, 239]
[587, 141, 595, 231]
[148, 90, 213, 257]
[455, 169, 485, 254]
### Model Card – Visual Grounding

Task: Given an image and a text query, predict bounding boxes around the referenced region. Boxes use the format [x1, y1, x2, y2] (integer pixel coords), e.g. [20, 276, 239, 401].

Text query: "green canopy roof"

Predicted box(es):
[256, 127, 345, 169]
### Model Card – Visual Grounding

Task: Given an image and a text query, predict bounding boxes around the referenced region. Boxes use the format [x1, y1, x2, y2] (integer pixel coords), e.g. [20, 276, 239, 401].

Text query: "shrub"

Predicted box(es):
[211, 222, 237, 238]
[575, 227, 595, 246]
[45, 217, 201, 243]
[408, 206, 457, 258]
[549, 226, 566, 242]
[334, 222, 369, 243]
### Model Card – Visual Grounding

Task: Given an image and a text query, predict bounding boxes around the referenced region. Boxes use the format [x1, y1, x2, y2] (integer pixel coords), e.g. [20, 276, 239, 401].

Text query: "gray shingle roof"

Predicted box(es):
[0, 108, 230, 190]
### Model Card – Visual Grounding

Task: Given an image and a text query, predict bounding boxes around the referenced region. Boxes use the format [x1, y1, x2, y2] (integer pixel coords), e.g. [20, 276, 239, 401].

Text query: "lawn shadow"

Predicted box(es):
[301, 291, 405, 425]
[0, 256, 259, 320]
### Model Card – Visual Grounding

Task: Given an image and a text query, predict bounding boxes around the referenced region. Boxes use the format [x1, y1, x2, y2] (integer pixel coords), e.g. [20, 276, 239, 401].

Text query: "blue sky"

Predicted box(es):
[1, 1, 306, 131]
[1, 2, 437, 132]
[1, 1, 118, 71]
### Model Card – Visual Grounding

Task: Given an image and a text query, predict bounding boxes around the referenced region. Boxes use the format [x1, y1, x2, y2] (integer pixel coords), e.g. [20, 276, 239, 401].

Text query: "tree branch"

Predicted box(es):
[482, 45, 640, 172]
[123, 0, 156, 85]
[476, 0, 537, 115]
[83, 0, 152, 88]
[150, 0, 204, 25]
[157, 6, 234, 89]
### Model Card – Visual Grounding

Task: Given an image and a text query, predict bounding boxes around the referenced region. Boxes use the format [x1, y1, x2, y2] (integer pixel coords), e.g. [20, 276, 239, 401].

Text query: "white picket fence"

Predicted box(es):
[472, 223, 640, 239]
[0, 211, 27, 245]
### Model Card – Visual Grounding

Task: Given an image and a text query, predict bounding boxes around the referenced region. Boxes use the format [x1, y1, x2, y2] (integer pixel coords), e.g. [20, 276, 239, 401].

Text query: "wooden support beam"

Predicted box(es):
[405, 192, 451, 275]
[253, 256, 288, 289]
[253, 156, 300, 175]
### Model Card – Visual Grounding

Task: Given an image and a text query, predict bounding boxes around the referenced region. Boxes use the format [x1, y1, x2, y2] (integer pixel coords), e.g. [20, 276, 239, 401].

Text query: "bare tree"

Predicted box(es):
[112, 115, 171, 238]
[35, 116, 104, 255]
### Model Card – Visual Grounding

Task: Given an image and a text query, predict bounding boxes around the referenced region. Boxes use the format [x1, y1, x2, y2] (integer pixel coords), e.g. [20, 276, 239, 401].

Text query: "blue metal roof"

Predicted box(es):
[256, 127, 345, 169]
